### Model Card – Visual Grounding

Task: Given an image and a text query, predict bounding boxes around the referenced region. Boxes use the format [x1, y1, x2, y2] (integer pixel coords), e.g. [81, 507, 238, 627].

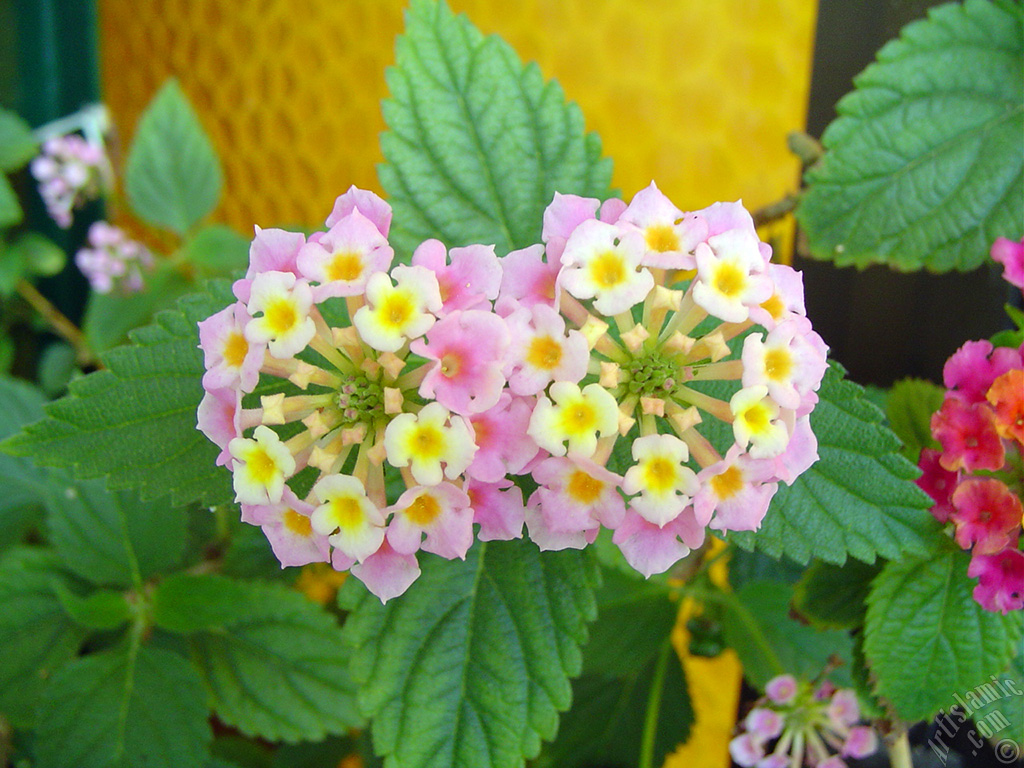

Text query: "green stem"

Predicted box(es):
[886, 725, 913, 768]
[639, 640, 672, 768]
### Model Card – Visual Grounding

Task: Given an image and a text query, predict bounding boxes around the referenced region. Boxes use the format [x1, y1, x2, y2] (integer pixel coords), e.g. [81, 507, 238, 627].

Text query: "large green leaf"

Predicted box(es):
[864, 546, 1024, 722]
[797, 0, 1024, 272]
[0, 548, 86, 727]
[378, 0, 613, 257]
[342, 539, 598, 768]
[0, 108, 38, 171]
[153, 573, 361, 743]
[793, 558, 882, 630]
[46, 480, 187, 588]
[730, 364, 941, 565]
[34, 643, 211, 768]
[2, 284, 235, 506]
[885, 377, 945, 462]
[124, 79, 223, 236]
[968, 652, 1023, 748]
[538, 569, 691, 768]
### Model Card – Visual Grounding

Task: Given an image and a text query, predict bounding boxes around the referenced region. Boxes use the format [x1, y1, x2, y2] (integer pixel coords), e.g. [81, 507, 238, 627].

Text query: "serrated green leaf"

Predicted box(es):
[718, 580, 853, 690]
[82, 261, 194, 354]
[35, 643, 211, 768]
[538, 641, 692, 768]
[378, 0, 612, 258]
[793, 558, 882, 630]
[864, 546, 1023, 722]
[46, 480, 187, 587]
[153, 573, 361, 742]
[797, 0, 1024, 271]
[184, 224, 250, 277]
[343, 539, 598, 768]
[2, 283, 235, 507]
[125, 79, 223, 235]
[52, 580, 132, 630]
[0, 174, 23, 228]
[0, 547, 86, 727]
[0, 108, 38, 171]
[730, 364, 942, 565]
[885, 377, 945, 462]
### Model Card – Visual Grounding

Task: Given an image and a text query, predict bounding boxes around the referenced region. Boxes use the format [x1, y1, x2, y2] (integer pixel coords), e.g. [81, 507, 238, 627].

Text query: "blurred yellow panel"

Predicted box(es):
[99, 0, 816, 255]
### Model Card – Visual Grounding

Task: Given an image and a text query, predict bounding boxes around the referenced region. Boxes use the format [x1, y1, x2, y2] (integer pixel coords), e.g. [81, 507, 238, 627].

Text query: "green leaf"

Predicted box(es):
[539, 569, 690, 768]
[796, 0, 1024, 272]
[378, 0, 613, 257]
[125, 79, 223, 235]
[718, 580, 853, 690]
[864, 546, 1023, 721]
[15, 232, 66, 277]
[539, 642, 692, 768]
[0, 108, 38, 171]
[343, 539, 599, 768]
[0, 377, 51, 542]
[730, 364, 941, 565]
[793, 558, 882, 630]
[967, 652, 1023, 748]
[184, 224, 250, 277]
[82, 261, 194, 354]
[35, 643, 212, 768]
[2, 283, 236, 507]
[153, 573, 361, 742]
[581, 567, 678, 678]
[0, 548, 86, 727]
[38, 342, 78, 397]
[46, 480, 187, 587]
[52, 580, 132, 630]
[0, 174, 23, 228]
[886, 377, 945, 462]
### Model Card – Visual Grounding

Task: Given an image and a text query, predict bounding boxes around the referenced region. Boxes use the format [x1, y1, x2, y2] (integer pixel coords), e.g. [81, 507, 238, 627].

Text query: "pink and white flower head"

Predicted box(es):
[31, 133, 111, 228]
[75, 222, 153, 294]
[197, 184, 826, 601]
[991, 236, 1024, 291]
[732, 674, 878, 768]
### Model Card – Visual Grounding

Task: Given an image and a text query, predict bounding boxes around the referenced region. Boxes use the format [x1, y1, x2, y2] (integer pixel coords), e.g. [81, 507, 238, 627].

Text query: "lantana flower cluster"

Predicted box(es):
[197, 183, 828, 602]
[29, 133, 111, 229]
[74, 221, 154, 294]
[729, 674, 878, 768]
[917, 238, 1024, 615]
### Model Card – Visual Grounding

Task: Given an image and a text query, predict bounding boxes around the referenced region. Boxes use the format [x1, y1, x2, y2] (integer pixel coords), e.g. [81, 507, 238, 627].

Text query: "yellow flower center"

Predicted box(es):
[224, 330, 249, 367]
[710, 465, 744, 500]
[327, 251, 364, 282]
[409, 424, 444, 459]
[764, 348, 793, 381]
[760, 293, 785, 320]
[642, 457, 678, 494]
[559, 401, 596, 435]
[265, 298, 298, 335]
[405, 493, 442, 526]
[590, 251, 627, 289]
[740, 402, 771, 433]
[329, 495, 365, 530]
[380, 292, 413, 329]
[527, 336, 563, 371]
[247, 447, 278, 484]
[440, 352, 462, 378]
[566, 470, 603, 504]
[282, 509, 313, 536]
[712, 262, 746, 298]
[645, 224, 680, 252]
